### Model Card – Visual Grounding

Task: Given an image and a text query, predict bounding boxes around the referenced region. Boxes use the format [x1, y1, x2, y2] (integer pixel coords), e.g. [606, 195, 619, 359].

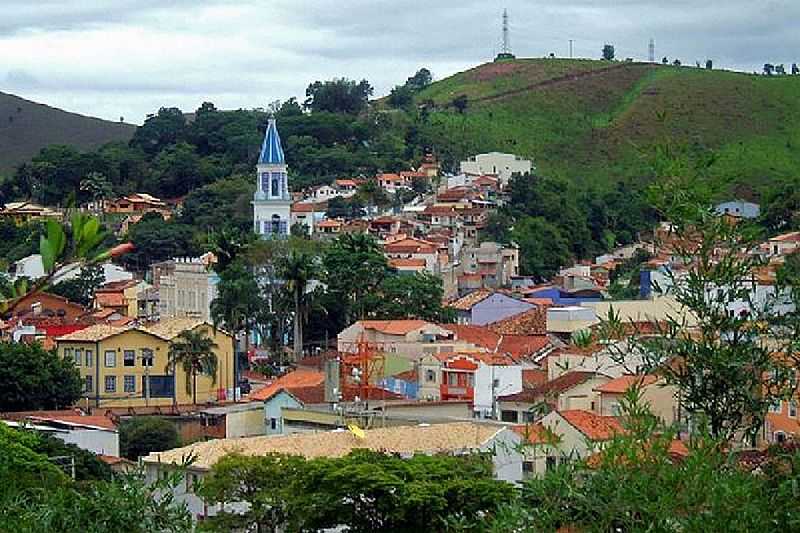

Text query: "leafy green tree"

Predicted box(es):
[211, 261, 262, 373]
[322, 233, 393, 325]
[131, 106, 187, 154]
[121, 213, 197, 272]
[388, 84, 414, 109]
[706, 59, 713, 70]
[512, 216, 571, 281]
[304, 78, 374, 114]
[30, 432, 113, 481]
[49, 263, 104, 306]
[602, 44, 615, 61]
[375, 272, 455, 322]
[119, 416, 179, 461]
[179, 174, 255, 235]
[167, 329, 218, 406]
[0, 422, 69, 503]
[405, 68, 433, 90]
[0, 342, 81, 411]
[198, 453, 307, 533]
[325, 196, 365, 220]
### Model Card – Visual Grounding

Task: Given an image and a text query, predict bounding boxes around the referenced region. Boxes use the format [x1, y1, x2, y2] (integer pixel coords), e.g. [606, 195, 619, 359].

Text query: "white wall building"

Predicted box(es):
[153, 257, 219, 322]
[474, 364, 523, 417]
[460, 152, 532, 186]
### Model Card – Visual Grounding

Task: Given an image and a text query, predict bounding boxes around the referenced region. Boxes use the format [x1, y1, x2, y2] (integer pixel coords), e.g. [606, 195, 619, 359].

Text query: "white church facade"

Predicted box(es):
[253, 119, 292, 237]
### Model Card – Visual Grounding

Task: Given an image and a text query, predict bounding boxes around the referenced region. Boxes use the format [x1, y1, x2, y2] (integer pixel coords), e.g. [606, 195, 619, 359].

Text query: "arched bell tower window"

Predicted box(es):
[271, 173, 280, 197]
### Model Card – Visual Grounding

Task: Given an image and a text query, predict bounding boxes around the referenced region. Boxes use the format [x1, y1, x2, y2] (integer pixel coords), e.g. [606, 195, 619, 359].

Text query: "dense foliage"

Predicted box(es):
[0, 342, 82, 411]
[198, 450, 512, 533]
[119, 417, 180, 461]
[0, 423, 191, 533]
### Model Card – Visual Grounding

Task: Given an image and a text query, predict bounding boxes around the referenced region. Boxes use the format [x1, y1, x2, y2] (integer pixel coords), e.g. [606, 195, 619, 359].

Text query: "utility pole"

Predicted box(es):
[501, 8, 510, 56]
[569, 39, 574, 59]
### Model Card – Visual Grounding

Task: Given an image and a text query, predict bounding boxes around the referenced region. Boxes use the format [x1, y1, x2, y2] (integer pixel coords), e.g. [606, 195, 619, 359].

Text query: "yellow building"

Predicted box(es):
[56, 319, 234, 408]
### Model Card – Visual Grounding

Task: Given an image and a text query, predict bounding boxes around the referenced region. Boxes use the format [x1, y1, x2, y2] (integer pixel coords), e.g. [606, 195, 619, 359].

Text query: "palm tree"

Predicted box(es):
[167, 329, 219, 405]
[279, 250, 317, 360]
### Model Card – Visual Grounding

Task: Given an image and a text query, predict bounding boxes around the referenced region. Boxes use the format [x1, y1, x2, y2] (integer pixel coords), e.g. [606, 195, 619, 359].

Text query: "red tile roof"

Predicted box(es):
[594, 374, 659, 394]
[499, 372, 598, 403]
[559, 410, 623, 441]
[440, 324, 549, 359]
[512, 423, 550, 444]
[488, 307, 547, 335]
[448, 289, 492, 311]
[389, 258, 426, 268]
[384, 237, 437, 254]
[94, 292, 126, 308]
[393, 369, 418, 382]
[360, 320, 429, 335]
[522, 368, 547, 388]
[249, 369, 325, 401]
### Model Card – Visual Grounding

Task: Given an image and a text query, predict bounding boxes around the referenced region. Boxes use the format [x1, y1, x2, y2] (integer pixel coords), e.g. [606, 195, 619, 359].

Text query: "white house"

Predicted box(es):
[460, 152, 532, 186]
[474, 364, 523, 418]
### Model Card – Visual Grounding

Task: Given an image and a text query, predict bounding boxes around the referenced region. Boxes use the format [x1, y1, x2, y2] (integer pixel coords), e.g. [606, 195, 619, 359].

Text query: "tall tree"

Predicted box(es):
[602, 44, 615, 61]
[278, 251, 317, 360]
[78, 171, 113, 209]
[166, 329, 218, 405]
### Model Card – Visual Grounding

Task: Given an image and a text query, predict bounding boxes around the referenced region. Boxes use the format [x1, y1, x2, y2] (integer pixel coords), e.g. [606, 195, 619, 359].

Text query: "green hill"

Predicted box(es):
[0, 91, 136, 175]
[415, 58, 800, 196]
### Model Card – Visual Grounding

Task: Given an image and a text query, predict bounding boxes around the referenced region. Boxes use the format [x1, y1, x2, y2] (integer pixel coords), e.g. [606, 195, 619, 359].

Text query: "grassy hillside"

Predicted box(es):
[0, 91, 136, 175]
[416, 59, 800, 197]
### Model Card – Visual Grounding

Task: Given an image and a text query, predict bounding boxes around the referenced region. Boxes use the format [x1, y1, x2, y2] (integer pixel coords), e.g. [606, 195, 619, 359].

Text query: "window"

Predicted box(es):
[105, 376, 116, 393]
[271, 175, 279, 197]
[260, 172, 269, 192]
[122, 350, 135, 367]
[770, 401, 782, 413]
[124, 375, 136, 393]
[425, 369, 436, 383]
[522, 461, 534, 474]
[611, 403, 622, 416]
[523, 411, 536, 423]
[448, 373, 459, 386]
[104, 350, 116, 367]
[84, 375, 93, 393]
[73, 348, 82, 367]
[141, 349, 154, 367]
[790, 401, 798, 418]
[270, 418, 277, 430]
[64, 348, 73, 361]
[500, 410, 519, 423]
[85, 349, 93, 368]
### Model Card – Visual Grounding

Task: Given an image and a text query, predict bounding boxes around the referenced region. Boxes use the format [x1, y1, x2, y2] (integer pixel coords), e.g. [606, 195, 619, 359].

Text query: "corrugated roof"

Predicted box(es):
[143, 421, 507, 470]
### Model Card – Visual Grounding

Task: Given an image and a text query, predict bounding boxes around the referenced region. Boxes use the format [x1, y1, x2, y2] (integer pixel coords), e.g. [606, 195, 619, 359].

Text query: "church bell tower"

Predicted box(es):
[253, 118, 291, 237]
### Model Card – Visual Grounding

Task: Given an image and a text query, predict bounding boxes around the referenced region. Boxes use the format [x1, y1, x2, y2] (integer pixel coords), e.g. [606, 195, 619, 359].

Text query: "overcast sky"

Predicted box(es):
[1, 1, 797, 124]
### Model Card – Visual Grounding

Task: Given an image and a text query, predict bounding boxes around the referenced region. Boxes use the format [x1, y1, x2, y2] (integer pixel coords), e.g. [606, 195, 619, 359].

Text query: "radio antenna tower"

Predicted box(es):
[648, 38, 655, 63]
[495, 8, 516, 61]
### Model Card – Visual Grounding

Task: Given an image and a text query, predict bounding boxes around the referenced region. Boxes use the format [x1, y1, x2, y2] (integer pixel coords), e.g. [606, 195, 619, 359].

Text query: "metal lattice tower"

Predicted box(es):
[501, 8, 511, 55]
[649, 38, 655, 63]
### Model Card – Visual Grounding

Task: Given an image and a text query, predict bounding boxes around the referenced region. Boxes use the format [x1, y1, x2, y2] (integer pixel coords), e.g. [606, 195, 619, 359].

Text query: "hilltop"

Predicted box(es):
[0, 91, 136, 175]
[413, 58, 800, 196]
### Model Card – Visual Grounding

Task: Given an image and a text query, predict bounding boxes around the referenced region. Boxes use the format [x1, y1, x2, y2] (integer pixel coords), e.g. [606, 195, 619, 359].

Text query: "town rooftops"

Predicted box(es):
[488, 306, 547, 335]
[558, 410, 623, 441]
[440, 324, 550, 359]
[384, 237, 437, 254]
[142, 421, 510, 470]
[389, 258, 427, 268]
[594, 374, 660, 394]
[26, 414, 118, 431]
[55, 323, 126, 342]
[142, 318, 209, 340]
[770, 231, 800, 243]
[499, 371, 598, 403]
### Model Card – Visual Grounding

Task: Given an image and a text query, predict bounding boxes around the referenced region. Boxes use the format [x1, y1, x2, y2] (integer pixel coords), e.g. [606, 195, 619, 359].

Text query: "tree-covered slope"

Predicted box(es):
[415, 58, 800, 197]
[0, 91, 136, 175]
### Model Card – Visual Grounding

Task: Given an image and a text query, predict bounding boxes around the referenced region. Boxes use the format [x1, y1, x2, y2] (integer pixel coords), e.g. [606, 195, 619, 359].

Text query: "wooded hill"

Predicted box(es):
[0, 91, 135, 175]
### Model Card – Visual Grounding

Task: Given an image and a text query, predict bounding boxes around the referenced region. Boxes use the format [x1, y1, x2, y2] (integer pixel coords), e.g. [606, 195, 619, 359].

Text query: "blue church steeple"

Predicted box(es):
[258, 118, 285, 165]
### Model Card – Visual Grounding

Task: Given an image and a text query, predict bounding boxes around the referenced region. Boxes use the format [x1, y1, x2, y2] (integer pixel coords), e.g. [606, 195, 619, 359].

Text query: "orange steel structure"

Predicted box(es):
[337, 334, 387, 403]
